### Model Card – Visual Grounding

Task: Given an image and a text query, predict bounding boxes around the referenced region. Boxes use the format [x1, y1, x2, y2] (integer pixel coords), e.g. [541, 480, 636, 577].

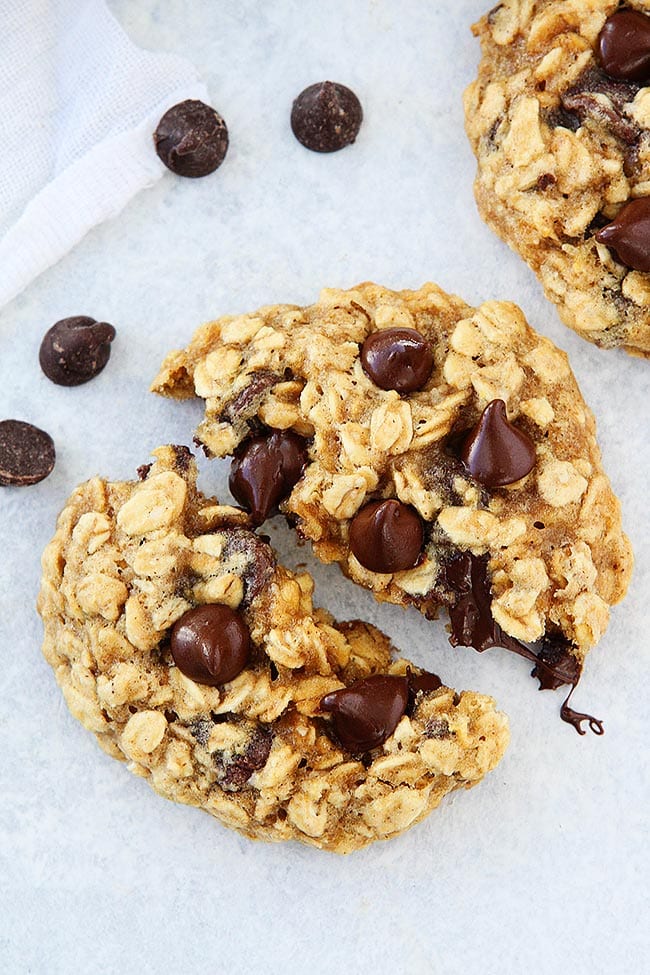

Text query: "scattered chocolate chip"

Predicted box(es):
[360, 328, 434, 394]
[170, 604, 250, 686]
[320, 674, 409, 752]
[460, 400, 536, 488]
[137, 463, 152, 481]
[595, 198, 650, 272]
[560, 67, 640, 144]
[0, 420, 55, 486]
[39, 316, 116, 386]
[349, 499, 424, 574]
[291, 81, 362, 152]
[229, 430, 309, 525]
[598, 10, 650, 83]
[154, 99, 228, 177]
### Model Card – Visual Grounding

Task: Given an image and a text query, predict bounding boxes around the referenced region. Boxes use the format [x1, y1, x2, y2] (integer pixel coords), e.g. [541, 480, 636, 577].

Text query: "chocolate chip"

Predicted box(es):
[598, 10, 650, 83]
[460, 400, 536, 488]
[154, 100, 228, 177]
[406, 668, 443, 713]
[595, 198, 650, 272]
[170, 604, 250, 686]
[291, 81, 362, 152]
[360, 328, 434, 394]
[349, 499, 424, 574]
[229, 430, 309, 525]
[320, 674, 409, 752]
[0, 420, 55, 486]
[39, 316, 116, 386]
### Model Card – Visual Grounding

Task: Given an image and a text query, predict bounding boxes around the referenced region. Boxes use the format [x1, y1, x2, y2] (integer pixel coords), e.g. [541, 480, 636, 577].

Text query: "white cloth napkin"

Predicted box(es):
[0, 0, 207, 310]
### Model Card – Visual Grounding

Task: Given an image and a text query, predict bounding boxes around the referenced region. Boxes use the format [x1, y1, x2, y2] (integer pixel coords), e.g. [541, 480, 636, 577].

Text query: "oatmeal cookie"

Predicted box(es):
[465, 1, 650, 357]
[37, 445, 508, 853]
[153, 283, 633, 731]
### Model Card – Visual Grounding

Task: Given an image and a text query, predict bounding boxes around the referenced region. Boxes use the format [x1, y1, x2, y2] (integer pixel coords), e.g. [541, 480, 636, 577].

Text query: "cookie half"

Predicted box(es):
[465, 1, 650, 357]
[153, 283, 633, 731]
[38, 445, 508, 853]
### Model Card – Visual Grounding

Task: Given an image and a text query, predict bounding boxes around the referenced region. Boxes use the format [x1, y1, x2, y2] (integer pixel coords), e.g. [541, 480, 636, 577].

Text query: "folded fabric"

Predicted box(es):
[0, 0, 207, 310]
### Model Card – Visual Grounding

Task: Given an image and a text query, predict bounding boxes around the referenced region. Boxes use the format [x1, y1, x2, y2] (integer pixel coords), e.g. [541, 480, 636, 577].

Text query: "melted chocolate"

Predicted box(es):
[442, 552, 603, 735]
[560, 67, 640, 145]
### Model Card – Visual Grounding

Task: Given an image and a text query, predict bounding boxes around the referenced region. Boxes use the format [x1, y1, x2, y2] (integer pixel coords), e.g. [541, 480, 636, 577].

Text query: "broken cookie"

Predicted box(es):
[152, 282, 633, 732]
[465, 1, 650, 357]
[38, 445, 508, 853]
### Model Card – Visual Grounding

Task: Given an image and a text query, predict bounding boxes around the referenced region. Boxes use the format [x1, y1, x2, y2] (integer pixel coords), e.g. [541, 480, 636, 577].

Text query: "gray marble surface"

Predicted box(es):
[1, 2, 648, 973]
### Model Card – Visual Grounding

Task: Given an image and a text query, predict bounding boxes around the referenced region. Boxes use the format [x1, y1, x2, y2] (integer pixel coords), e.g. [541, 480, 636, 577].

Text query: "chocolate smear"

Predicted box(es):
[442, 552, 603, 735]
[560, 67, 640, 145]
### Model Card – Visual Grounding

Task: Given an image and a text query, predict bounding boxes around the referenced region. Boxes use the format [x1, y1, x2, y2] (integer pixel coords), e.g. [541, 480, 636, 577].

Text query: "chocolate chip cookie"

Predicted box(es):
[38, 445, 508, 852]
[465, 1, 650, 357]
[153, 283, 633, 731]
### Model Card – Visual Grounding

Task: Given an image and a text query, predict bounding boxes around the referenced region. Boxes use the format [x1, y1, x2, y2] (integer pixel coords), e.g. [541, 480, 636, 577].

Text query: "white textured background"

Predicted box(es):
[1, 2, 648, 973]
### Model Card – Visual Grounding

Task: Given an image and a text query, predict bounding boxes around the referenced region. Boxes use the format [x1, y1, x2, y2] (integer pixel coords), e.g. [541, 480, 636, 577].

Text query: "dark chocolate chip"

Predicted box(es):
[349, 499, 424, 574]
[460, 400, 536, 488]
[595, 197, 650, 272]
[0, 420, 55, 486]
[291, 81, 362, 153]
[360, 328, 434, 394]
[39, 316, 116, 386]
[170, 604, 250, 686]
[218, 729, 273, 790]
[406, 668, 443, 713]
[320, 674, 409, 752]
[218, 528, 277, 604]
[221, 371, 280, 425]
[598, 10, 650, 83]
[560, 67, 640, 144]
[154, 99, 228, 177]
[229, 430, 309, 525]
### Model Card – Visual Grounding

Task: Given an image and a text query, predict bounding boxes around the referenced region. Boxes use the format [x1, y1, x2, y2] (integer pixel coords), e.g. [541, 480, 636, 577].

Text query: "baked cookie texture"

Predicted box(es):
[465, 0, 650, 357]
[153, 283, 632, 726]
[38, 445, 509, 853]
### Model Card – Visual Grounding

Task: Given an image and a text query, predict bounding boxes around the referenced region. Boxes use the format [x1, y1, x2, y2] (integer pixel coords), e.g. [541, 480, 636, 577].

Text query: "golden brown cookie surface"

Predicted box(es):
[38, 445, 508, 853]
[465, 0, 650, 357]
[153, 283, 633, 729]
